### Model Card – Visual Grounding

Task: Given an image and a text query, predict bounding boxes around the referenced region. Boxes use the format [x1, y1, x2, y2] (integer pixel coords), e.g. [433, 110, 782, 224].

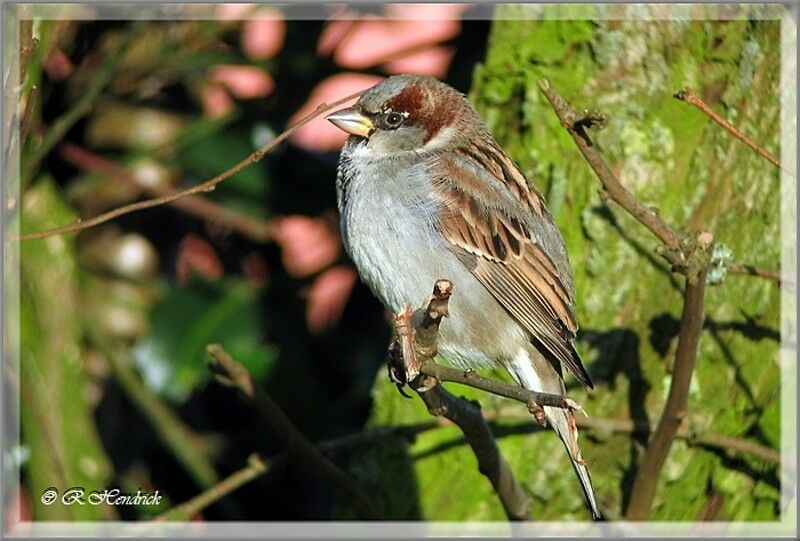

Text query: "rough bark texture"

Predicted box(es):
[348, 6, 782, 521]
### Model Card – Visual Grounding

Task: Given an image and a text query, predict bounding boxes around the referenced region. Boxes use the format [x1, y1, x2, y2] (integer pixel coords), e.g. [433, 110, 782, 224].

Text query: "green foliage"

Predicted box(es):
[358, 9, 782, 521]
[176, 120, 272, 219]
[133, 278, 277, 403]
[19, 178, 114, 520]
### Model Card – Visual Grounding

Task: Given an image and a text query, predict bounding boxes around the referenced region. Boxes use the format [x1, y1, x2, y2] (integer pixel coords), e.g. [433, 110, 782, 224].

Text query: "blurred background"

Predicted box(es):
[9, 3, 786, 523]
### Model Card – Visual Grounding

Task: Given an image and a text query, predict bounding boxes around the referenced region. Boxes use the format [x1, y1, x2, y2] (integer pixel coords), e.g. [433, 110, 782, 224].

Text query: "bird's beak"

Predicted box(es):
[326, 107, 374, 138]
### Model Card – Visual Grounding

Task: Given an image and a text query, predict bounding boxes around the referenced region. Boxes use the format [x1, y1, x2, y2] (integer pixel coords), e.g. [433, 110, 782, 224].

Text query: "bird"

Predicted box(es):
[326, 74, 600, 520]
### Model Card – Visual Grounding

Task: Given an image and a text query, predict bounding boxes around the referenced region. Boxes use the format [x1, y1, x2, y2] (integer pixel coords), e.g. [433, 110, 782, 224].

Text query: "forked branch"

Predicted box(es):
[538, 79, 712, 520]
[389, 279, 587, 521]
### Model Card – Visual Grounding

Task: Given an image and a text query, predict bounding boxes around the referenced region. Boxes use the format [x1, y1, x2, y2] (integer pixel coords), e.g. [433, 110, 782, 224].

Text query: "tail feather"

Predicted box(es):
[547, 406, 602, 520]
[511, 346, 602, 520]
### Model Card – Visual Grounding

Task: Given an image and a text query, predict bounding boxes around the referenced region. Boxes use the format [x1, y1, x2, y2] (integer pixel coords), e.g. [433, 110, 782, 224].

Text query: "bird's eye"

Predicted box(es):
[384, 111, 404, 128]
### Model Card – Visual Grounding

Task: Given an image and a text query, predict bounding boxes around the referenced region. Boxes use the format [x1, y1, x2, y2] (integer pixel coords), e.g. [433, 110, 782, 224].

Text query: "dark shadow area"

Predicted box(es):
[577, 327, 650, 511]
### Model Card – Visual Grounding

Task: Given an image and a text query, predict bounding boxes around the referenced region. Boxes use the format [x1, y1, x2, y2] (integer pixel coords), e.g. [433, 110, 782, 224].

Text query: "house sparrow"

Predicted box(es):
[327, 74, 600, 519]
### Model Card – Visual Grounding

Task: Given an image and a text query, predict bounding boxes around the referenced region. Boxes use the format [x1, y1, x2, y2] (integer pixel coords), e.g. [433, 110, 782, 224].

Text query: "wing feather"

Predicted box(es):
[431, 141, 593, 388]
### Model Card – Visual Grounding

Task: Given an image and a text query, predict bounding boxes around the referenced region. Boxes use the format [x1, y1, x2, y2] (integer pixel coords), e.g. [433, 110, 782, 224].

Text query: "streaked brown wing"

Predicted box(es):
[430, 140, 593, 388]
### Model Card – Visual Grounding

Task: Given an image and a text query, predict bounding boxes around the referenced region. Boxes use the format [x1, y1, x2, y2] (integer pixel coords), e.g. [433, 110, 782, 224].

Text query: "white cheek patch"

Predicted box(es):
[421, 125, 457, 152]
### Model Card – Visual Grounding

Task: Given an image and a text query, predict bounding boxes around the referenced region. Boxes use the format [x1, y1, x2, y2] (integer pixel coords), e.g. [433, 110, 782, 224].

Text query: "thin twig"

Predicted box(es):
[58, 142, 274, 243]
[155, 454, 269, 521]
[689, 431, 780, 465]
[726, 262, 785, 285]
[674, 87, 786, 173]
[538, 79, 685, 264]
[15, 88, 366, 242]
[487, 407, 781, 465]
[392, 280, 532, 521]
[206, 344, 380, 520]
[420, 359, 581, 412]
[625, 271, 708, 520]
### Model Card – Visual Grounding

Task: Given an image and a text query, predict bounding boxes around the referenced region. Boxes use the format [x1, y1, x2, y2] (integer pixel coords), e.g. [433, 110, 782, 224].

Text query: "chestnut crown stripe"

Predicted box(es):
[385, 85, 458, 144]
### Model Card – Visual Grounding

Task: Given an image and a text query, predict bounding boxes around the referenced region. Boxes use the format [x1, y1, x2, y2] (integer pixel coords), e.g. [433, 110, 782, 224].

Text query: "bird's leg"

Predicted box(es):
[387, 337, 413, 398]
[388, 281, 453, 397]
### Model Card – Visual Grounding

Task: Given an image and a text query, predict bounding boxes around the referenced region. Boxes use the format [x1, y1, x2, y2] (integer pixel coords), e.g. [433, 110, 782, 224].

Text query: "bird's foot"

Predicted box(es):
[387, 338, 413, 398]
[527, 401, 548, 427]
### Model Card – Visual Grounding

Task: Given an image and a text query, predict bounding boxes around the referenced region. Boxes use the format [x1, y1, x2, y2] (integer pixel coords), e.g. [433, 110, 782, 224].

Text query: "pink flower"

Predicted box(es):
[321, 4, 464, 70]
[272, 214, 341, 278]
[304, 266, 358, 333]
[201, 83, 234, 118]
[209, 65, 275, 100]
[176, 233, 224, 284]
[241, 9, 286, 60]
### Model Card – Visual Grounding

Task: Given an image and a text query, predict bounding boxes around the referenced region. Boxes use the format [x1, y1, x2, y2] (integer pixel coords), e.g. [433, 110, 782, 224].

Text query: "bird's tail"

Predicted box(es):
[510, 346, 601, 520]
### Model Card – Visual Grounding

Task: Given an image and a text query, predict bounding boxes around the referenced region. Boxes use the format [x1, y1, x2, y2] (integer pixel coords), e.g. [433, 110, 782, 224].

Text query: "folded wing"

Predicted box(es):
[430, 139, 593, 388]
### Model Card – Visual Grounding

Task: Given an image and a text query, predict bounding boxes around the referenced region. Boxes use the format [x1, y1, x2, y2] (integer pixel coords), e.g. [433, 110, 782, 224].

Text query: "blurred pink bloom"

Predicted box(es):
[201, 83, 234, 118]
[304, 265, 358, 333]
[215, 3, 256, 20]
[317, 9, 361, 56]
[241, 9, 286, 60]
[272, 215, 341, 278]
[176, 233, 224, 284]
[321, 4, 464, 69]
[382, 45, 455, 78]
[289, 73, 383, 152]
[385, 3, 468, 20]
[44, 48, 74, 80]
[6, 486, 32, 524]
[209, 65, 275, 99]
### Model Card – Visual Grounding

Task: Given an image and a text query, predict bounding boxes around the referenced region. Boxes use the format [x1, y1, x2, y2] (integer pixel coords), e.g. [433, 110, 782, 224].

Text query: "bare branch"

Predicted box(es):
[58, 142, 275, 243]
[155, 454, 269, 522]
[206, 344, 380, 520]
[538, 78, 684, 257]
[15, 88, 366, 242]
[674, 87, 787, 174]
[624, 271, 708, 520]
[487, 407, 781, 466]
[419, 359, 580, 412]
[391, 280, 532, 521]
[538, 80, 715, 520]
[726, 262, 786, 285]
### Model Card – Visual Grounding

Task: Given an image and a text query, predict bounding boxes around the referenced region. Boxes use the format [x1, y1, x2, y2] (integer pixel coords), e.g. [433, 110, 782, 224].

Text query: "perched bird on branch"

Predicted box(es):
[328, 74, 600, 519]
